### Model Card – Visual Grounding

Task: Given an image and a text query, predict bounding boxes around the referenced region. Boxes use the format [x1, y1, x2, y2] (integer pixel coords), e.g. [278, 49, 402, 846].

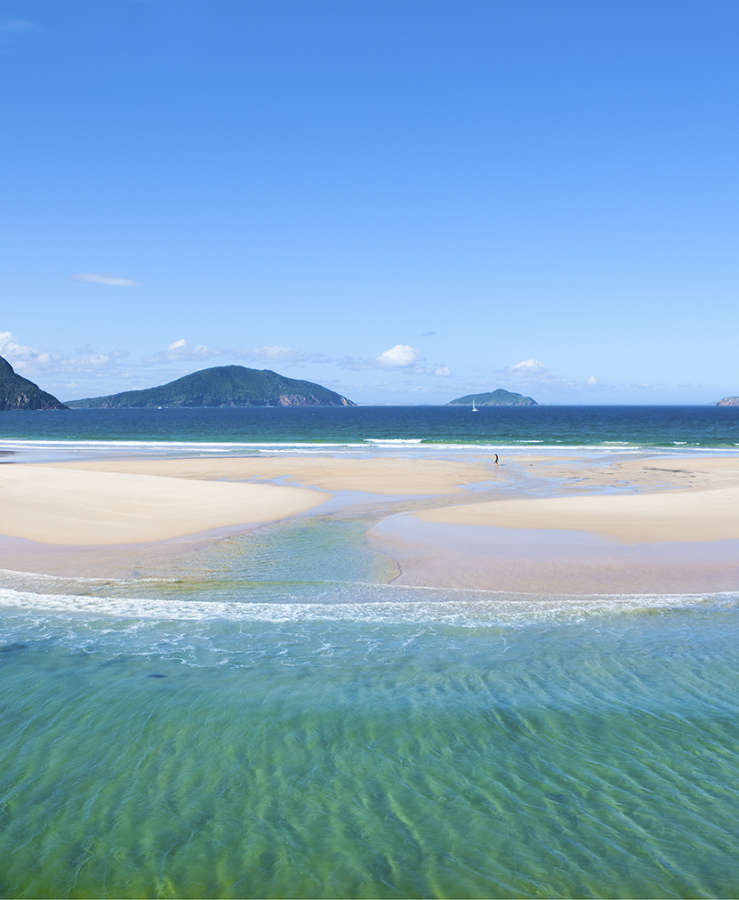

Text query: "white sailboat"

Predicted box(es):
[471, 399, 478, 413]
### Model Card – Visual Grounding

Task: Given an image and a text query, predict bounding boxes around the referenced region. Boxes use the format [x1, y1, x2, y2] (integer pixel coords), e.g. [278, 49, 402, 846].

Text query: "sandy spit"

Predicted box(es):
[418, 484, 739, 543]
[0, 465, 326, 545]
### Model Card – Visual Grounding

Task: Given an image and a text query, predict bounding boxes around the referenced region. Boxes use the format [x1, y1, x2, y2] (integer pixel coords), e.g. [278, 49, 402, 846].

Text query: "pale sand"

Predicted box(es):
[0, 464, 325, 545]
[5, 452, 739, 560]
[418, 483, 739, 543]
[54, 455, 497, 495]
[510, 453, 739, 493]
[371, 515, 739, 593]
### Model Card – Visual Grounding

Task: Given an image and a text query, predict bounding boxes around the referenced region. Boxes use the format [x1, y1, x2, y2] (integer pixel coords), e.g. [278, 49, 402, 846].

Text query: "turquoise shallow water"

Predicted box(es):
[1, 519, 738, 898]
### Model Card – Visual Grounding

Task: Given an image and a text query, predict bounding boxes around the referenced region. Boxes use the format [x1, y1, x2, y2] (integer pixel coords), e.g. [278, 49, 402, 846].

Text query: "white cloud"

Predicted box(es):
[0, 331, 50, 368]
[377, 344, 420, 368]
[434, 366, 451, 377]
[72, 273, 138, 287]
[160, 338, 214, 361]
[510, 358, 545, 373]
[494, 359, 613, 399]
[502, 357, 560, 387]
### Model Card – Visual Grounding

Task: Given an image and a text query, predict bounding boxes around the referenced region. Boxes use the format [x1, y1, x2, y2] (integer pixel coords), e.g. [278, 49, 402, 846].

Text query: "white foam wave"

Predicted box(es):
[0, 439, 366, 450]
[364, 439, 424, 445]
[0, 586, 731, 628]
[2, 438, 739, 459]
[0, 567, 180, 586]
[257, 448, 364, 455]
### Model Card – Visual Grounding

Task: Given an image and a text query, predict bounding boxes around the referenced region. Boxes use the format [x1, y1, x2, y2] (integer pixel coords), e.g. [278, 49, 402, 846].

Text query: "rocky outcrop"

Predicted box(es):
[717, 397, 739, 407]
[276, 393, 354, 407]
[0, 355, 67, 410]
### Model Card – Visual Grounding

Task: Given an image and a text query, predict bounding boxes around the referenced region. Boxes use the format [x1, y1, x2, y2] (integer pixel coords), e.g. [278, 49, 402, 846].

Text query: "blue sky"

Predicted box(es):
[2, 1, 738, 403]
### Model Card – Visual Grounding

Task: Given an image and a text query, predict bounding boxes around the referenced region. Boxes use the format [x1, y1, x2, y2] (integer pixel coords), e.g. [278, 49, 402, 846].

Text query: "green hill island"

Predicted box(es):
[448, 388, 537, 407]
[0, 354, 67, 410]
[67, 365, 355, 408]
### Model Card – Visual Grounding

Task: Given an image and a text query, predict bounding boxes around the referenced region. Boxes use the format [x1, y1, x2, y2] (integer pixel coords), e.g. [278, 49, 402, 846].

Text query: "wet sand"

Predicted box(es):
[51, 455, 497, 495]
[2, 452, 739, 593]
[371, 514, 739, 594]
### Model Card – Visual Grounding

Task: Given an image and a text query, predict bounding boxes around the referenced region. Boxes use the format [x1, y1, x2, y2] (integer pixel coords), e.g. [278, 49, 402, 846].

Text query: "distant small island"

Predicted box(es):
[716, 397, 739, 407]
[448, 388, 537, 407]
[0, 354, 66, 411]
[67, 365, 355, 408]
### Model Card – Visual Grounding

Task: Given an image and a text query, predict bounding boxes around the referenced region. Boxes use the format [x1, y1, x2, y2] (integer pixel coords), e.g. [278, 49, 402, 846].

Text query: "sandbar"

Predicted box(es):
[509, 453, 739, 493]
[418, 483, 739, 543]
[0, 464, 325, 545]
[53, 455, 497, 495]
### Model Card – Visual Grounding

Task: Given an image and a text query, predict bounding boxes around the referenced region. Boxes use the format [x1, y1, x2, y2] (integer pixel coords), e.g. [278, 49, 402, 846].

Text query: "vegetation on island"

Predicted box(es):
[67, 365, 356, 408]
[0, 354, 67, 411]
[448, 388, 537, 407]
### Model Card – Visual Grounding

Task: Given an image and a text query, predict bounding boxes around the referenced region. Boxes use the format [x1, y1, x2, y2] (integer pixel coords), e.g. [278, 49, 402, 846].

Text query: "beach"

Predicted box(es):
[0, 463, 326, 545]
[1, 408, 738, 898]
[419, 480, 739, 542]
[8, 5, 739, 893]
[48, 453, 498, 495]
[2, 451, 739, 590]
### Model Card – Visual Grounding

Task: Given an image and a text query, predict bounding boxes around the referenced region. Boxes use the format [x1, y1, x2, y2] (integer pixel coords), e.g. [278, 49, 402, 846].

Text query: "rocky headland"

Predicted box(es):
[0, 355, 67, 411]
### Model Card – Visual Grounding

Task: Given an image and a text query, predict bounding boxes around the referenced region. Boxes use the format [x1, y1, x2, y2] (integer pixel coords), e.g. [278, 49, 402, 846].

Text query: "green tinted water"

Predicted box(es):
[1, 519, 737, 898]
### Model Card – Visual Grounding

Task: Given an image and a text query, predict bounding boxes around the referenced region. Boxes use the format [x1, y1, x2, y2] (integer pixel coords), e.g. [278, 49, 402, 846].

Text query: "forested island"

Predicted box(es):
[67, 365, 355, 408]
[448, 388, 537, 407]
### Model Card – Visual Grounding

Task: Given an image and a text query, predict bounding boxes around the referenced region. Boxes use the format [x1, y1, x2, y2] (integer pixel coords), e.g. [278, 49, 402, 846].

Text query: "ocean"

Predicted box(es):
[2, 404, 739, 450]
[1, 407, 737, 897]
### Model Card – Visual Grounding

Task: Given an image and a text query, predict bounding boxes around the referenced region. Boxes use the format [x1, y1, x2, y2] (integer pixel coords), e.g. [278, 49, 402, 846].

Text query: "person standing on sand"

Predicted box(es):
[493, 453, 499, 465]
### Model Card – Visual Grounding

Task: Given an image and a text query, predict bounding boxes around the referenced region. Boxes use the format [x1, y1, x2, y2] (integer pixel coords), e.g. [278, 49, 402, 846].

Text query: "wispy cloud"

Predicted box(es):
[59, 349, 129, 373]
[0, 331, 129, 389]
[153, 339, 435, 376]
[72, 273, 138, 287]
[496, 358, 608, 398]
[146, 340, 338, 368]
[377, 344, 420, 368]
[434, 366, 451, 377]
[247, 345, 333, 366]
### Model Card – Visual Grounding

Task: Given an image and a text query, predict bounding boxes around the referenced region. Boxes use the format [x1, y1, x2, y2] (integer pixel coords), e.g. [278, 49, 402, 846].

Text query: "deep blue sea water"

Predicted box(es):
[1, 408, 737, 897]
[2, 404, 739, 448]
